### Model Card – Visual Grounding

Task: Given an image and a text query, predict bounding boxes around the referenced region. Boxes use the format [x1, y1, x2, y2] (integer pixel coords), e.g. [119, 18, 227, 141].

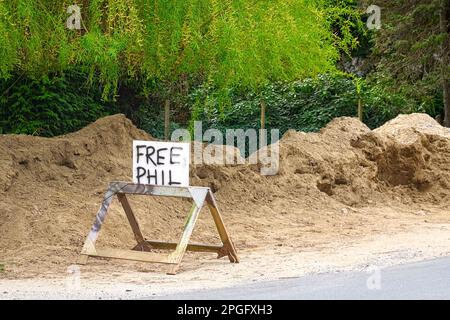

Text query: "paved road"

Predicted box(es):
[157, 256, 450, 300]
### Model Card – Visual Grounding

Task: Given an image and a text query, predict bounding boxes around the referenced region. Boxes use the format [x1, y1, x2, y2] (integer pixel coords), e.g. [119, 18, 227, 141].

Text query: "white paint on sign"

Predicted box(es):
[133, 140, 190, 187]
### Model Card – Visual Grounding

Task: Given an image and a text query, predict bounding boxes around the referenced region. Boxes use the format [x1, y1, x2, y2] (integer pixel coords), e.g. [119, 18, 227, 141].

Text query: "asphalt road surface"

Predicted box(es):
[156, 256, 450, 300]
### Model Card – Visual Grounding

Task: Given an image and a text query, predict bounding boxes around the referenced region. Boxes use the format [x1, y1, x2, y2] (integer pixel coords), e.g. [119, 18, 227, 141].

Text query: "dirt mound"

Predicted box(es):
[274, 117, 374, 206]
[374, 113, 450, 142]
[352, 114, 450, 199]
[1, 113, 450, 277]
[0, 115, 152, 265]
[0, 114, 151, 192]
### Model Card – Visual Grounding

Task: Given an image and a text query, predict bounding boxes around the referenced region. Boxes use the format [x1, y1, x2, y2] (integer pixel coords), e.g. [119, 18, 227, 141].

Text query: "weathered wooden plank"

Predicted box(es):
[141, 240, 223, 253]
[77, 254, 89, 265]
[80, 185, 116, 257]
[205, 191, 228, 242]
[167, 202, 203, 274]
[117, 194, 146, 245]
[111, 182, 207, 198]
[206, 190, 240, 263]
[93, 247, 175, 264]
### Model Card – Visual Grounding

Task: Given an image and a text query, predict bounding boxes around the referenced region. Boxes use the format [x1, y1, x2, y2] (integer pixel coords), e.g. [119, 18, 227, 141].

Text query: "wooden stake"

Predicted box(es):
[260, 100, 267, 149]
[164, 99, 170, 141]
[260, 100, 266, 130]
[358, 98, 363, 121]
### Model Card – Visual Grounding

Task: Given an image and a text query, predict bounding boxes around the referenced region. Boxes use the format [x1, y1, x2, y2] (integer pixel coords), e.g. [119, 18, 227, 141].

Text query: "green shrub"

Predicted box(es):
[191, 74, 359, 136]
[363, 77, 443, 128]
[0, 72, 115, 137]
[190, 73, 431, 144]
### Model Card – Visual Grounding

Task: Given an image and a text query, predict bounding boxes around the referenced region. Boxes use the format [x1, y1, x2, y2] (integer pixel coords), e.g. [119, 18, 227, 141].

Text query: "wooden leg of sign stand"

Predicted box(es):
[77, 254, 89, 265]
[167, 202, 202, 275]
[78, 184, 118, 265]
[206, 190, 239, 263]
[117, 193, 152, 251]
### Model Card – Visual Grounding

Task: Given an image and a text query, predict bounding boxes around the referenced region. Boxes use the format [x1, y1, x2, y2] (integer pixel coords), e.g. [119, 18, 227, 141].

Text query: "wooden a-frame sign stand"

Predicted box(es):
[78, 181, 239, 274]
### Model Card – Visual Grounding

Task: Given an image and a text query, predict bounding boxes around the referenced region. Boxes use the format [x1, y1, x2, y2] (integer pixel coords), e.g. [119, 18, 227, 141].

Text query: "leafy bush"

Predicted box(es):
[191, 74, 357, 136]
[0, 72, 115, 136]
[190, 73, 430, 141]
[364, 76, 444, 128]
[0, 71, 435, 142]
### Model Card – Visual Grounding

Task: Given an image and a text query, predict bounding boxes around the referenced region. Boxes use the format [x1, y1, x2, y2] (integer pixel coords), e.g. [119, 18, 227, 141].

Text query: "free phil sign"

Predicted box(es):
[133, 140, 190, 187]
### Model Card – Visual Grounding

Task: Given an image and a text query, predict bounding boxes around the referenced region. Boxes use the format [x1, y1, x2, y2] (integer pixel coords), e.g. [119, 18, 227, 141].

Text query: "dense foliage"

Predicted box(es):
[191, 74, 418, 137]
[360, 0, 449, 123]
[0, 72, 113, 136]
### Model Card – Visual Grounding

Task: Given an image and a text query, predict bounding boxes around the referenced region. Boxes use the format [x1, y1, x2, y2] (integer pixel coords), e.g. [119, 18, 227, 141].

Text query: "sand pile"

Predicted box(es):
[0, 115, 154, 268]
[1, 113, 449, 276]
[352, 114, 450, 200]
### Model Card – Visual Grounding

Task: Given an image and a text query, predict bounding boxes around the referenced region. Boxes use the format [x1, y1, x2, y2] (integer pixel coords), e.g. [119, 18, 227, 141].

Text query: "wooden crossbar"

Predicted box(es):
[135, 240, 224, 253]
[94, 247, 174, 264]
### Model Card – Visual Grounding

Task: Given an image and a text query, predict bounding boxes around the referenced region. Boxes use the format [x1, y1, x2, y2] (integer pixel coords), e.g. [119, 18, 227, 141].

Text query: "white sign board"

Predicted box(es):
[132, 140, 190, 187]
